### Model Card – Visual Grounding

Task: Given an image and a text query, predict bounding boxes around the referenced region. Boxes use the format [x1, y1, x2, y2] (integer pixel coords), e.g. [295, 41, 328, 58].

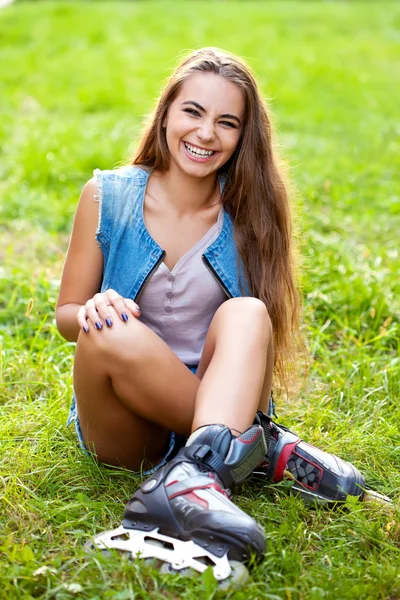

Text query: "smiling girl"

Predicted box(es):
[56, 47, 300, 578]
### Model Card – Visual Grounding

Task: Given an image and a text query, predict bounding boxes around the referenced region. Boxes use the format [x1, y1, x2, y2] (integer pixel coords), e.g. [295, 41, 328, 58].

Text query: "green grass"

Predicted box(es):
[1, 1, 399, 598]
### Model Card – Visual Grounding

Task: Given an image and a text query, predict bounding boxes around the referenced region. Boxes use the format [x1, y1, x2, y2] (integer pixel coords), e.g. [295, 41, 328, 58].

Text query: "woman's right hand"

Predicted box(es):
[77, 289, 141, 332]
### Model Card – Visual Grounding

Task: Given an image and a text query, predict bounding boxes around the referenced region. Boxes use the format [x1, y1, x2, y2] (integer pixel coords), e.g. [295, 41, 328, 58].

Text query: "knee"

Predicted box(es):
[218, 297, 272, 338]
[76, 306, 143, 364]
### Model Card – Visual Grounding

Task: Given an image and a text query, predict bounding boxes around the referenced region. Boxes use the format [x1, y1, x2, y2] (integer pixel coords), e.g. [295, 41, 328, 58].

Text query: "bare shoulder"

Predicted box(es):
[80, 176, 98, 203]
[73, 177, 100, 227]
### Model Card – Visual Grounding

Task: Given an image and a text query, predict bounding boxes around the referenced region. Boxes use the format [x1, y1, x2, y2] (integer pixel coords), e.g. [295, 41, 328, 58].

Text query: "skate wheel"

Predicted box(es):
[141, 557, 164, 569]
[159, 562, 196, 578]
[158, 560, 248, 589]
[140, 538, 169, 570]
[362, 490, 393, 507]
[84, 539, 112, 558]
[218, 561, 249, 590]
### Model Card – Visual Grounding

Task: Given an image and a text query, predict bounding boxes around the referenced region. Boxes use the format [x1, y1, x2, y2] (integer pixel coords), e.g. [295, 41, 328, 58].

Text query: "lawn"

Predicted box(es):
[0, 1, 399, 599]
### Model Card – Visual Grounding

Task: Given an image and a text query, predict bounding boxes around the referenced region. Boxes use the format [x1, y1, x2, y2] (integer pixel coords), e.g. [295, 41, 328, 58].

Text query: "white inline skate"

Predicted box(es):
[88, 423, 268, 587]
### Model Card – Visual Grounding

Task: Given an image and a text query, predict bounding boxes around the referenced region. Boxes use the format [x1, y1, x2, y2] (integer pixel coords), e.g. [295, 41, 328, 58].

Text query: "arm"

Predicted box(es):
[56, 178, 103, 342]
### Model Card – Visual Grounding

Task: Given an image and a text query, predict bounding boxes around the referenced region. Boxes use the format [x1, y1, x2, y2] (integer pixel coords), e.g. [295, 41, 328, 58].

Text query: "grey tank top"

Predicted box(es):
[138, 206, 227, 365]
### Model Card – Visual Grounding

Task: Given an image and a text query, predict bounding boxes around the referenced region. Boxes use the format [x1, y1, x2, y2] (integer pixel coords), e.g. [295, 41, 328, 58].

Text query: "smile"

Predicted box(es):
[184, 142, 216, 158]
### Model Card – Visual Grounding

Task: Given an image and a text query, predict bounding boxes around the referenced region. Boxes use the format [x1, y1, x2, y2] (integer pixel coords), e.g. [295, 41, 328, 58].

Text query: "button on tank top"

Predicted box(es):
[138, 206, 227, 365]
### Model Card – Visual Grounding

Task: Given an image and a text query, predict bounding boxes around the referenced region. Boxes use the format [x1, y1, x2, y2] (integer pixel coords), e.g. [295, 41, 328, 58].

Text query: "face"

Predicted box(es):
[163, 73, 245, 178]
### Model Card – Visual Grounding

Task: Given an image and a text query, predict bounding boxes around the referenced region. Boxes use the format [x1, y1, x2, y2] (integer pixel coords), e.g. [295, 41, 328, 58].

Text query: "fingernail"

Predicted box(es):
[134, 306, 141, 313]
[121, 313, 128, 322]
[105, 318, 113, 327]
[95, 321, 102, 330]
[83, 325, 89, 333]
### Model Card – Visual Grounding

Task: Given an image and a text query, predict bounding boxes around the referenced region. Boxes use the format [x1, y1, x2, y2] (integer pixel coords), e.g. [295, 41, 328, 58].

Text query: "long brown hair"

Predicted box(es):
[132, 47, 302, 391]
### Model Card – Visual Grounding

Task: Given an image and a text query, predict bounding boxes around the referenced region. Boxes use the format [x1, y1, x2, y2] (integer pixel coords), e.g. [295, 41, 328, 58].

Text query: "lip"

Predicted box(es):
[182, 141, 219, 163]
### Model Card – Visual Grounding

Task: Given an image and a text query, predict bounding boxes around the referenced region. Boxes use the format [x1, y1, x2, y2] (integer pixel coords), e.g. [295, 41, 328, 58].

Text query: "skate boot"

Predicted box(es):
[89, 423, 267, 585]
[252, 411, 392, 506]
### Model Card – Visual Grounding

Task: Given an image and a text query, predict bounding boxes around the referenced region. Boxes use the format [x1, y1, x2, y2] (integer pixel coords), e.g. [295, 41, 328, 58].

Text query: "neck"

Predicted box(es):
[151, 164, 220, 216]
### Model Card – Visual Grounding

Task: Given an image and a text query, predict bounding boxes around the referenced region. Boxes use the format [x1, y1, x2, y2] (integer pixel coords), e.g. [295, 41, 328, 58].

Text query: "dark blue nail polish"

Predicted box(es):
[121, 312, 128, 322]
[95, 321, 102, 330]
[105, 318, 112, 327]
[83, 325, 89, 333]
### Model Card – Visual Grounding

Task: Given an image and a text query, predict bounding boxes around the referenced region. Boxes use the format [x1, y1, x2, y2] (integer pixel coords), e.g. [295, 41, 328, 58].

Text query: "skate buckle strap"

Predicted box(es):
[185, 445, 233, 488]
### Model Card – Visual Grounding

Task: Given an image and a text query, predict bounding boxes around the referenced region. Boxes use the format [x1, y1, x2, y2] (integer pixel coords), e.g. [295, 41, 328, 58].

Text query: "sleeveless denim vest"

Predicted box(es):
[93, 165, 252, 302]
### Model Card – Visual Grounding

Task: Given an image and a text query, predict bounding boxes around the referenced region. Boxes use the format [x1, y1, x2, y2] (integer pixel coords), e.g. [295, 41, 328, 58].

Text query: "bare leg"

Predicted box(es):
[73, 298, 273, 470]
[73, 306, 200, 470]
[193, 297, 273, 434]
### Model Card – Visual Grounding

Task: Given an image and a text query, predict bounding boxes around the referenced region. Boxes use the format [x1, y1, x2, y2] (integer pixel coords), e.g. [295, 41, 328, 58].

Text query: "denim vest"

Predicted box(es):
[94, 165, 252, 302]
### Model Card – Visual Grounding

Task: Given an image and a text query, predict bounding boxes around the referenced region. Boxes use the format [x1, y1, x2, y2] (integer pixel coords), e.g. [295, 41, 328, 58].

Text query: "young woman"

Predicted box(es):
[55, 46, 299, 575]
[57, 48, 378, 580]
[56, 47, 299, 472]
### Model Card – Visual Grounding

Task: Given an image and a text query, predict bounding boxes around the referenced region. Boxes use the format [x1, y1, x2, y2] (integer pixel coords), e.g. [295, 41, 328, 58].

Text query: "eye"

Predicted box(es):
[220, 121, 236, 128]
[184, 108, 201, 117]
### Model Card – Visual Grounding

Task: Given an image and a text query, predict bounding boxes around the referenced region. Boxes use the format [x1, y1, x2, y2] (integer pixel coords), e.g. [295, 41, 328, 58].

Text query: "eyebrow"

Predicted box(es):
[181, 100, 242, 126]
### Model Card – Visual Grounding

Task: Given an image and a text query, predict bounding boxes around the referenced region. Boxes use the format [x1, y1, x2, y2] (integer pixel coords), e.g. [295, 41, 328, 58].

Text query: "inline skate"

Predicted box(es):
[253, 410, 392, 506]
[89, 423, 268, 586]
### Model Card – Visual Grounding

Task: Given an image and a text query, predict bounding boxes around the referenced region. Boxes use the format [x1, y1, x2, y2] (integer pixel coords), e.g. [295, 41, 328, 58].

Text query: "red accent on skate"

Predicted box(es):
[207, 483, 228, 497]
[237, 430, 261, 445]
[183, 491, 209, 509]
[273, 440, 299, 482]
[166, 480, 179, 487]
[168, 483, 229, 501]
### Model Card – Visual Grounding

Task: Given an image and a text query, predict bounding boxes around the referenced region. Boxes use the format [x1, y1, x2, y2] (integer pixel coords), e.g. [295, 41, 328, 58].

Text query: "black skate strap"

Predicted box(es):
[183, 445, 233, 488]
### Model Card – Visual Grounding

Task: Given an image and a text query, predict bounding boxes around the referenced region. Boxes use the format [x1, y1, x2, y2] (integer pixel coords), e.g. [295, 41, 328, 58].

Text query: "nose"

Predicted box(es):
[196, 119, 216, 143]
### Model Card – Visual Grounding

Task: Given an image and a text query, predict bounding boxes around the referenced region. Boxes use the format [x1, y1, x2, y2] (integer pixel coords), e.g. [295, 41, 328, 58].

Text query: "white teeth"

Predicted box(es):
[184, 142, 214, 157]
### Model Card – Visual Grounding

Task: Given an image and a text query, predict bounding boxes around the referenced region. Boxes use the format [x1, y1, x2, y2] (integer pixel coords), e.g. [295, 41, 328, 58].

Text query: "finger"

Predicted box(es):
[105, 290, 135, 322]
[123, 298, 141, 318]
[93, 292, 114, 327]
[77, 306, 89, 332]
[85, 299, 103, 330]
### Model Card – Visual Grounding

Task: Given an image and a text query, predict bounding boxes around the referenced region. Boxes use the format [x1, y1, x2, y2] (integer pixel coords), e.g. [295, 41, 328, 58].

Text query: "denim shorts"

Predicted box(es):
[67, 364, 198, 476]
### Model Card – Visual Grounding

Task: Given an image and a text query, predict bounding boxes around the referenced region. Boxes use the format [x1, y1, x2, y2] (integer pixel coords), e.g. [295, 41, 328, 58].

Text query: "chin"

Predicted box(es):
[186, 166, 218, 179]
[178, 157, 222, 179]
